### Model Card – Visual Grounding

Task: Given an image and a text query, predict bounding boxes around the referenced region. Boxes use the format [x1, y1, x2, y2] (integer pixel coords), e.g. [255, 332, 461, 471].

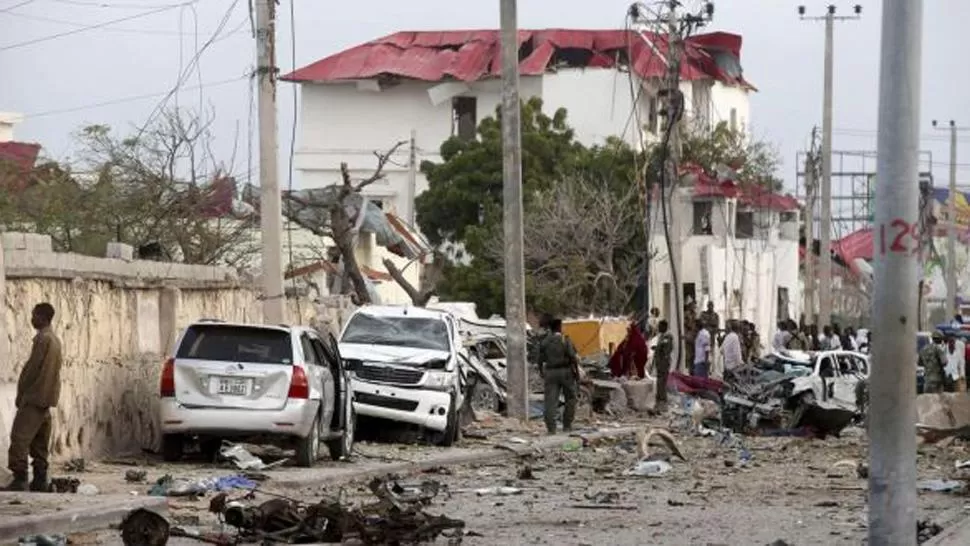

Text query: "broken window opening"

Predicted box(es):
[692, 201, 713, 235]
[452, 97, 477, 141]
[735, 210, 754, 239]
[551, 47, 594, 69]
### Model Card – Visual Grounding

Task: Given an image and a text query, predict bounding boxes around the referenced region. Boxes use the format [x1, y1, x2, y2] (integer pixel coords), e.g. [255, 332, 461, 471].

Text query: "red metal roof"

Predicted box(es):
[681, 163, 798, 212]
[834, 227, 874, 264]
[0, 141, 40, 191]
[282, 29, 752, 88]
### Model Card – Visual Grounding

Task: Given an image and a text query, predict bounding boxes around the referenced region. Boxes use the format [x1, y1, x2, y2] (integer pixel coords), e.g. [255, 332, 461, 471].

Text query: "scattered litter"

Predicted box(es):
[475, 486, 522, 496]
[48, 477, 79, 493]
[570, 504, 638, 510]
[517, 465, 536, 480]
[856, 462, 870, 479]
[956, 459, 970, 470]
[423, 466, 454, 476]
[61, 458, 85, 473]
[148, 474, 257, 497]
[125, 470, 147, 483]
[627, 459, 672, 477]
[917, 479, 966, 493]
[636, 428, 686, 461]
[917, 519, 943, 543]
[585, 491, 620, 504]
[17, 535, 66, 546]
[120, 508, 169, 546]
[220, 444, 273, 471]
[76, 484, 99, 496]
[562, 438, 584, 452]
[815, 500, 839, 507]
[508, 437, 529, 444]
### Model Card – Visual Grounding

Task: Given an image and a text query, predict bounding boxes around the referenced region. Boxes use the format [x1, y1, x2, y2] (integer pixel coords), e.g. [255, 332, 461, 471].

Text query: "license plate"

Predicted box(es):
[213, 377, 250, 396]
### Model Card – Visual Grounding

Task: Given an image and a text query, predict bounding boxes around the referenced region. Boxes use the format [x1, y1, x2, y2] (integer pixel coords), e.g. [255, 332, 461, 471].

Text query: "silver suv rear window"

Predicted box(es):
[177, 325, 293, 364]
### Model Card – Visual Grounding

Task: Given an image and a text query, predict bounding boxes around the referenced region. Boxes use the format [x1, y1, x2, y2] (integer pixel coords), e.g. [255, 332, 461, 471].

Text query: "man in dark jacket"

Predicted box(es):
[5, 303, 62, 492]
[538, 318, 579, 434]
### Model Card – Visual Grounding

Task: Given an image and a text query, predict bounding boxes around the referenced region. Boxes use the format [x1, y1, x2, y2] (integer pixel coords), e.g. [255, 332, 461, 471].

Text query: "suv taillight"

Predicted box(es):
[288, 366, 309, 399]
[160, 357, 175, 397]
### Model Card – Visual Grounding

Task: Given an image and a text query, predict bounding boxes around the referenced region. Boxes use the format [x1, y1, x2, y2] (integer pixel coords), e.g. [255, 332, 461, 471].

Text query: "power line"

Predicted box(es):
[285, 0, 301, 323]
[0, 0, 36, 13]
[23, 75, 248, 119]
[0, 1, 191, 51]
[1, 6, 248, 37]
[46, 0, 186, 8]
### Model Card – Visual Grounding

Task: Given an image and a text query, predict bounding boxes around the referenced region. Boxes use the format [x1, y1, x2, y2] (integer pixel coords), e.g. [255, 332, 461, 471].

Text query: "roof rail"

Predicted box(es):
[197, 318, 224, 323]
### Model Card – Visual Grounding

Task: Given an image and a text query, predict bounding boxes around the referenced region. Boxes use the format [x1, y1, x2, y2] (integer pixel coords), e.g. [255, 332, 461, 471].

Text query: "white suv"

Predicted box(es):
[159, 320, 355, 467]
[338, 306, 466, 446]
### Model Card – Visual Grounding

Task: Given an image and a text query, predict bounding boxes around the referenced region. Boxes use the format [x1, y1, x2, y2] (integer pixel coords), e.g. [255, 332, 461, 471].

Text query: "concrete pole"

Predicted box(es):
[869, 0, 923, 542]
[803, 149, 816, 324]
[256, 0, 285, 324]
[818, 12, 834, 327]
[946, 122, 958, 318]
[499, 0, 529, 421]
[665, 2, 685, 371]
[408, 129, 418, 225]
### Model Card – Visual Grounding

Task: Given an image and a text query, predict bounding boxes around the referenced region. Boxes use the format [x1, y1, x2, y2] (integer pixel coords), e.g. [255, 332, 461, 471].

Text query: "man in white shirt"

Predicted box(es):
[772, 321, 791, 352]
[721, 321, 743, 380]
[945, 334, 966, 392]
[694, 321, 712, 378]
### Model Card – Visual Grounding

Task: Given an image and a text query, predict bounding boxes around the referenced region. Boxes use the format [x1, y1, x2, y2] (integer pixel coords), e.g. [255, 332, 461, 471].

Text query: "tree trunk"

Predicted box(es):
[331, 206, 371, 305]
[383, 258, 434, 306]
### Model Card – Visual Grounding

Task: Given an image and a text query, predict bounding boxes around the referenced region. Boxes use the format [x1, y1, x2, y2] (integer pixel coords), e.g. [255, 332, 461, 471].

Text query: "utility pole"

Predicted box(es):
[869, 0, 923, 542]
[799, 4, 862, 326]
[803, 129, 818, 324]
[408, 129, 418, 225]
[499, 0, 528, 421]
[932, 119, 968, 319]
[255, 0, 285, 324]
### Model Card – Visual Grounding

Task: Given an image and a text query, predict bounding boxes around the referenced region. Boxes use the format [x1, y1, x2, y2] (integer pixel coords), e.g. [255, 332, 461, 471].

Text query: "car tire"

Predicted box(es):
[788, 391, 816, 429]
[435, 395, 461, 447]
[295, 415, 320, 468]
[161, 434, 183, 462]
[327, 406, 355, 461]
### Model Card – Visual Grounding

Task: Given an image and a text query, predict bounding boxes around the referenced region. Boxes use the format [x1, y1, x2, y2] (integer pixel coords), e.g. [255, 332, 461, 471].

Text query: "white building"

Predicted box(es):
[284, 29, 754, 223]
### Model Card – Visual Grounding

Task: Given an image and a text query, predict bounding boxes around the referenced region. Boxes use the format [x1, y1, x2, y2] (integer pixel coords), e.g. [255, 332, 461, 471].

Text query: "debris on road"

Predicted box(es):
[17, 535, 67, 546]
[148, 474, 257, 497]
[120, 508, 169, 546]
[76, 483, 99, 496]
[627, 459, 672, 477]
[474, 486, 522, 496]
[917, 479, 966, 493]
[220, 443, 287, 471]
[125, 469, 147, 483]
[61, 458, 85, 473]
[917, 519, 944, 543]
[636, 427, 686, 461]
[48, 477, 79, 493]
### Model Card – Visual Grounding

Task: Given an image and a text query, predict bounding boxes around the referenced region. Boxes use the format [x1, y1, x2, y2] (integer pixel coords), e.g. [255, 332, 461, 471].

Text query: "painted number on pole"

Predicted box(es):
[878, 219, 920, 256]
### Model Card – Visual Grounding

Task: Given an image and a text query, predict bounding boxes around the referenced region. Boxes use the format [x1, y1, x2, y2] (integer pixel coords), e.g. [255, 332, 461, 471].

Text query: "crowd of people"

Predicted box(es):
[771, 319, 869, 353]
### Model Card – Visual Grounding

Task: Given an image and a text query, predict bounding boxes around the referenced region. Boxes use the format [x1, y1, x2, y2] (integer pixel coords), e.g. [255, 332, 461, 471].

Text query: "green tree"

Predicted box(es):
[680, 122, 783, 189]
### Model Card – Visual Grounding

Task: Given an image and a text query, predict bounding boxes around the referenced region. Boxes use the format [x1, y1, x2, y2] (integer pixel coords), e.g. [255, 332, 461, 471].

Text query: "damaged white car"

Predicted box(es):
[779, 349, 870, 425]
[339, 306, 466, 446]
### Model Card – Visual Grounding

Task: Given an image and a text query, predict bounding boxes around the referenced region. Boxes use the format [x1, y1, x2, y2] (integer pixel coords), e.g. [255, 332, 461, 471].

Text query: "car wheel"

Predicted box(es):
[788, 391, 816, 429]
[295, 416, 320, 468]
[433, 395, 460, 447]
[161, 434, 183, 462]
[469, 376, 500, 414]
[327, 406, 355, 461]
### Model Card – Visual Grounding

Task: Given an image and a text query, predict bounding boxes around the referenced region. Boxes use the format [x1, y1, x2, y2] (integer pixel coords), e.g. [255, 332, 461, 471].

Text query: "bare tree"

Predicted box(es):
[283, 141, 435, 306]
[486, 177, 646, 316]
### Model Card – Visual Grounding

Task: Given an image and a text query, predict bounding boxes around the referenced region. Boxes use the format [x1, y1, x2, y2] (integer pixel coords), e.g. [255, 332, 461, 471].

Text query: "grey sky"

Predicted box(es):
[1, 0, 968, 195]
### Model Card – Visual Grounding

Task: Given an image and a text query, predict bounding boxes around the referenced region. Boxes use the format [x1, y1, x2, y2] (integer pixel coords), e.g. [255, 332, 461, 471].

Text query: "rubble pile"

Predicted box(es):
[123, 477, 465, 545]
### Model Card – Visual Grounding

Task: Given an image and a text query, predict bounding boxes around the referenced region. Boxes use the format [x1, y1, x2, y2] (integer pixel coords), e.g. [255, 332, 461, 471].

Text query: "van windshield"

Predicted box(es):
[176, 325, 293, 364]
[341, 314, 450, 352]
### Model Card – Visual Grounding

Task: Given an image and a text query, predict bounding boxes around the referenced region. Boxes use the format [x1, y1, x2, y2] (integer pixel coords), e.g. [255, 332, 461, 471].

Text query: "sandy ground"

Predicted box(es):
[63, 418, 970, 546]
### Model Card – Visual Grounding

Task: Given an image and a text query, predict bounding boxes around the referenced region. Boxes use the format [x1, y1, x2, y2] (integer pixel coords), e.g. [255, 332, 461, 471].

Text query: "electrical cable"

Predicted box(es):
[0, 1, 191, 51]
[0, 6, 247, 36]
[0, 0, 35, 13]
[286, 0, 302, 323]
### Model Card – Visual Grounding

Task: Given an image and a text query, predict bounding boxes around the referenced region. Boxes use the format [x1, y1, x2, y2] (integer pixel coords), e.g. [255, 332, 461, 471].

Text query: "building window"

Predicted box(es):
[452, 97, 477, 141]
[693, 201, 713, 235]
[735, 210, 755, 239]
[729, 108, 738, 132]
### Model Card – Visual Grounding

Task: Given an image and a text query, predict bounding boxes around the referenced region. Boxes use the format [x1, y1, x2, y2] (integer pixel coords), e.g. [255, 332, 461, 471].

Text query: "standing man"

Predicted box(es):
[5, 303, 62, 492]
[647, 307, 661, 337]
[921, 330, 948, 394]
[538, 318, 579, 435]
[693, 319, 712, 378]
[683, 301, 698, 371]
[700, 301, 720, 332]
[945, 333, 966, 392]
[651, 319, 674, 410]
[721, 320, 743, 381]
[772, 320, 791, 352]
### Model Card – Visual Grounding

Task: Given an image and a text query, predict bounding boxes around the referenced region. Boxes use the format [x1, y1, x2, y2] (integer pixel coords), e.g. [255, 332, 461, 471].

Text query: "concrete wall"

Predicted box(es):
[0, 232, 352, 462]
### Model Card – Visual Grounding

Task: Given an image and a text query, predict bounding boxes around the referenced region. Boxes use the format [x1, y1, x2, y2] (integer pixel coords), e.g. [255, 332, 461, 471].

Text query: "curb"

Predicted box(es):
[0, 494, 168, 542]
[273, 425, 642, 489]
[925, 508, 970, 546]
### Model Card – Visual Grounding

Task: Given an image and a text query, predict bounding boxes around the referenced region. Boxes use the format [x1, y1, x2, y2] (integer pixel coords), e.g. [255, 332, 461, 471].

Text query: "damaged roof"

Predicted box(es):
[0, 141, 41, 191]
[282, 29, 753, 89]
[680, 163, 799, 212]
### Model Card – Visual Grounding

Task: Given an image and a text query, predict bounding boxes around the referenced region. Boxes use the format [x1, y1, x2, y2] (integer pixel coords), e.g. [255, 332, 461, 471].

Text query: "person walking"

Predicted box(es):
[538, 318, 579, 435]
[945, 333, 967, 392]
[5, 303, 62, 492]
[651, 319, 674, 409]
[693, 320, 712, 378]
[921, 330, 948, 394]
[721, 320, 743, 381]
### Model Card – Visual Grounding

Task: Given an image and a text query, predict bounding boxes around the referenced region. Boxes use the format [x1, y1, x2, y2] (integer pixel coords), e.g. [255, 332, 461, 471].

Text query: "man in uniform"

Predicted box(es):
[651, 320, 674, 409]
[921, 330, 948, 394]
[700, 301, 720, 332]
[538, 318, 579, 434]
[5, 303, 62, 492]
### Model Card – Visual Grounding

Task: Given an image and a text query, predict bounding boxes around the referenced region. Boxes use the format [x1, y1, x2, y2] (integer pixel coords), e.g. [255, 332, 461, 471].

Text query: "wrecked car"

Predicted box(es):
[780, 349, 869, 425]
[339, 306, 466, 446]
[159, 320, 355, 467]
[463, 334, 508, 414]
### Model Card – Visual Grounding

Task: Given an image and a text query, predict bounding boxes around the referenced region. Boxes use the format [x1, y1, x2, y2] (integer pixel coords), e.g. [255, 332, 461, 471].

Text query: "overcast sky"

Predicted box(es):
[1, 0, 968, 197]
